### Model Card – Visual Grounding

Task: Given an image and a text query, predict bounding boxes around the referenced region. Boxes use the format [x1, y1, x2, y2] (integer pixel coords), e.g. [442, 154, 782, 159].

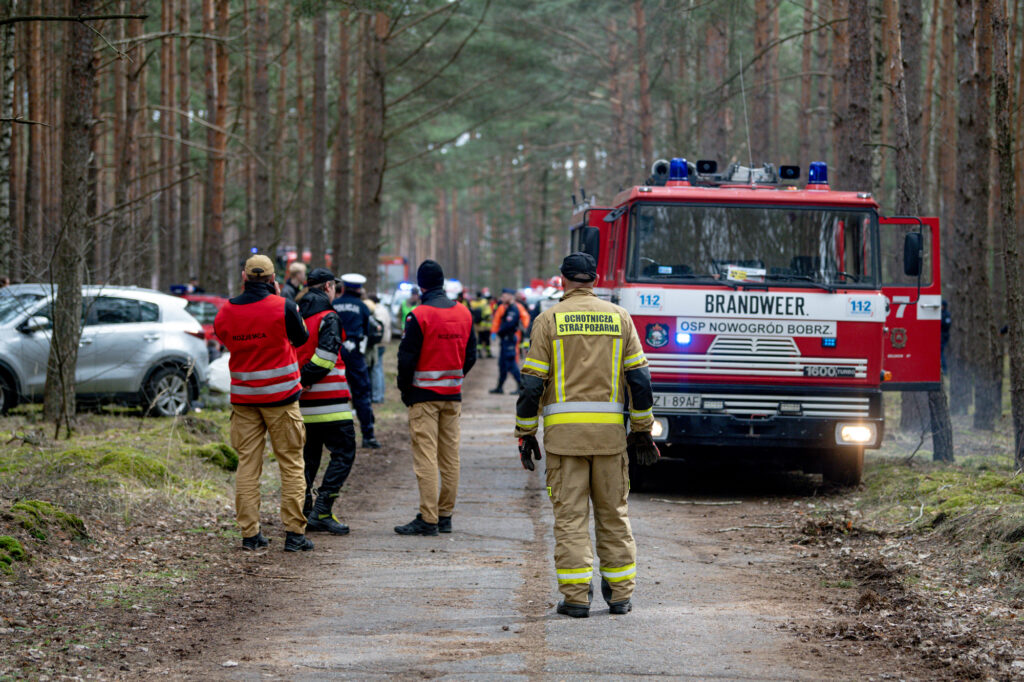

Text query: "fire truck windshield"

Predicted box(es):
[626, 203, 878, 288]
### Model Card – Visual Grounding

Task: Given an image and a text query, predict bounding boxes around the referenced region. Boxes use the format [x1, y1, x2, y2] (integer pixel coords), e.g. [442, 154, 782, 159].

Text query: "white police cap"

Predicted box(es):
[341, 273, 366, 288]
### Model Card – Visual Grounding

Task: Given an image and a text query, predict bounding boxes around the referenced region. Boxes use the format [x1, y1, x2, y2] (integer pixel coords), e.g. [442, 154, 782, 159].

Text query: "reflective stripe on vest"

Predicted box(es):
[299, 402, 353, 423]
[410, 302, 473, 396]
[541, 401, 624, 427]
[216, 295, 301, 405]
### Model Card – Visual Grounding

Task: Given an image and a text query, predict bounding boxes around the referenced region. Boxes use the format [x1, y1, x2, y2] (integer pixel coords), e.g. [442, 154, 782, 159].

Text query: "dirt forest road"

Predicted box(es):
[182, 359, 915, 681]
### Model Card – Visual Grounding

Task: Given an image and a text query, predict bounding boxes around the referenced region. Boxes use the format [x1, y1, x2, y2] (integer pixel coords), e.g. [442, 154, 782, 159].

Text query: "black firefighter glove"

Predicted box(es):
[518, 435, 542, 471]
[627, 431, 660, 466]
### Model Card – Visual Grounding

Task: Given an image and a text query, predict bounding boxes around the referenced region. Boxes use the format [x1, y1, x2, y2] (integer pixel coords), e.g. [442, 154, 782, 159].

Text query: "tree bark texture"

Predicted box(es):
[311, 11, 327, 262]
[253, 0, 271, 252]
[332, 9, 351, 270]
[43, 0, 96, 434]
[633, 0, 652, 171]
[842, 0, 873, 190]
[0, 0, 13, 278]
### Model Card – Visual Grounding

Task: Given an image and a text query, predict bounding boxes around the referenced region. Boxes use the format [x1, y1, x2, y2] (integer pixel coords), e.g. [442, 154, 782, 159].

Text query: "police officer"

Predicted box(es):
[213, 254, 314, 553]
[489, 289, 523, 394]
[296, 268, 356, 535]
[333, 273, 381, 448]
[515, 252, 659, 617]
[469, 290, 493, 358]
[395, 260, 476, 535]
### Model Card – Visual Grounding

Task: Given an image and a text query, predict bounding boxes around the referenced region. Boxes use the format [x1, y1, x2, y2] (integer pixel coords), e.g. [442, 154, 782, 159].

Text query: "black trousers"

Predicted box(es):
[497, 337, 521, 389]
[303, 419, 357, 499]
[340, 347, 375, 439]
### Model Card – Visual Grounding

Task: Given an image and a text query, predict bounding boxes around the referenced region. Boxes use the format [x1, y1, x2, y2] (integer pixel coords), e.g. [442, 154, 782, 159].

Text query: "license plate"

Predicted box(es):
[652, 392, 701, 410]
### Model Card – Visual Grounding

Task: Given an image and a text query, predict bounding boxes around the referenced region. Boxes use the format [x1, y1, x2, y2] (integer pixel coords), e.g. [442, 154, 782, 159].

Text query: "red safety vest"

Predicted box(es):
[411, 303, 473, 396]
[215, 295, 301, 405]
[296, 309, 351, 406]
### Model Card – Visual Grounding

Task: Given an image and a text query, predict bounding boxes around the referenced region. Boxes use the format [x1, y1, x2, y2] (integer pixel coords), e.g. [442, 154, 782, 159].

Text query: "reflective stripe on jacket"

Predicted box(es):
[216, 295, 302, 406]
[296, 308, 352, 423]
[410, 302, 473, 396]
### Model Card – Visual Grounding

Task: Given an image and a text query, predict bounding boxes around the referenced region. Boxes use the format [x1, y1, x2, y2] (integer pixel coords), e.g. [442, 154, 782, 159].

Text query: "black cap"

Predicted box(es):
[417, 260, 445, 291]
[560, 252, 597, 282]
[306, 267, 336, 286]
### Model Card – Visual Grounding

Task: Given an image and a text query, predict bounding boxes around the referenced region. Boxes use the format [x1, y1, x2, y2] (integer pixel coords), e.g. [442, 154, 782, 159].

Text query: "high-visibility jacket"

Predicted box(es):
[216, 295, 302, 406]
[514, 287, 654, 456]
[469, 298, 492, 333]
[296, 308, 353, 423]
[410, 302, 473, 397]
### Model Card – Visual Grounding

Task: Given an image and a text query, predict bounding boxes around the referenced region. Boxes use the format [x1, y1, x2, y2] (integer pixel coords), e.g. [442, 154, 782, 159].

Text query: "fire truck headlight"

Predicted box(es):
[676, 332, 692, 345]
[650, 418, 668, 441]
[836, 423, 876, 445]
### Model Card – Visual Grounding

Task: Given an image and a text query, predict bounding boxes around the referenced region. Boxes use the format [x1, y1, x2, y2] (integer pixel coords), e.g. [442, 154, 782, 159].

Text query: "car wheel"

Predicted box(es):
[143, 366, 191, 417]
[821, 446, 864, 486]
[0, 372, 13, 415]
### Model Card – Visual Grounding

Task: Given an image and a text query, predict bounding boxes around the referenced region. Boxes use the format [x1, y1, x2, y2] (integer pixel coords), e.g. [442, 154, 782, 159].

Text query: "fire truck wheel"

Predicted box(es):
[821, 446, 864, 486]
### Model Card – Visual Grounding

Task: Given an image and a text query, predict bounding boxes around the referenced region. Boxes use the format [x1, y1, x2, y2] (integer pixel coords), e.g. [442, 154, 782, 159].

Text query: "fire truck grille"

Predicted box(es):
[706, 392, 870, 418]
[647, 351, 868, 379]
[708, 336, 799, 356]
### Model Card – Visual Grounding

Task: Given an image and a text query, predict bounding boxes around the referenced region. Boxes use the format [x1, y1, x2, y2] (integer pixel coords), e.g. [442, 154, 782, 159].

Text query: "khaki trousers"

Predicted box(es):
[546, 452, 636, 606]
[231, 401, 307, 536]
[408, 400, 462, 524]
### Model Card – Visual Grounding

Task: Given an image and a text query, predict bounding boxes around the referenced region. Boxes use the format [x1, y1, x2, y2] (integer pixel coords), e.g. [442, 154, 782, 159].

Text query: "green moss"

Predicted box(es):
[187, 442, 238, 471]
[0, 536, 26, 575]
[10, 500, 87, 541]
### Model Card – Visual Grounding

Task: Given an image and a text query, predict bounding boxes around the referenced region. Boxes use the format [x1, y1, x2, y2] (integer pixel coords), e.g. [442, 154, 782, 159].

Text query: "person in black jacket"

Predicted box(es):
[297, 268, 357, 536]
[394, 261, 476, 536]
[333, 274, 380, 448]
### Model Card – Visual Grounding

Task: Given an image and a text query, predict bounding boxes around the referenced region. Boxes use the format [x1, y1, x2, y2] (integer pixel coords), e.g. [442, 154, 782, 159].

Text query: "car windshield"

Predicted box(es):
[626, 203, 878, 288]
[0, 293, 43, 324]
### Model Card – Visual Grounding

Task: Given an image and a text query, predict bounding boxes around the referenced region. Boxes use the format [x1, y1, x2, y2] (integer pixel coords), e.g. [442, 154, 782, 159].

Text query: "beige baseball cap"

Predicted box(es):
[244, 254, 276, 277]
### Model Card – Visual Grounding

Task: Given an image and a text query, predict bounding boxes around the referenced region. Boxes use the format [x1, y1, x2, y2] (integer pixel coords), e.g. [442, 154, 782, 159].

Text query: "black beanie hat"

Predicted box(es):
[417, 259, 445, 290]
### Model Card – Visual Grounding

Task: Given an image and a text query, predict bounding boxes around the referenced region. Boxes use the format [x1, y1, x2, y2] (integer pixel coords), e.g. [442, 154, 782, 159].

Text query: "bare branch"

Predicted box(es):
[386, 69, 501, 141]
[0, 13, 147, 26]
[0, 116, 50, 126]
[146, 105, 267, 166]
[386, 0, 457, 42]
[90, 172, 200, 224]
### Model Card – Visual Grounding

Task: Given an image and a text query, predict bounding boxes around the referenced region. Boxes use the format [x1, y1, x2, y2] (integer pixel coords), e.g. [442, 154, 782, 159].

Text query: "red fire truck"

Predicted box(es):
[569, 158, 941, 485]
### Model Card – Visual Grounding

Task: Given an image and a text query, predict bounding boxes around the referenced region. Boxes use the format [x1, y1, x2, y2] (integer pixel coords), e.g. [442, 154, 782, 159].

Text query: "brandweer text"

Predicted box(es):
[704, 294, 807, 317]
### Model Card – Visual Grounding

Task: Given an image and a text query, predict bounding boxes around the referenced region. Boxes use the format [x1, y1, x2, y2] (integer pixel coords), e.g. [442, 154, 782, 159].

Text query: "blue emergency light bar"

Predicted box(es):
[676, 332, 692, 345]
[808, 161, 828, 186]
[669, 158, 688, 182]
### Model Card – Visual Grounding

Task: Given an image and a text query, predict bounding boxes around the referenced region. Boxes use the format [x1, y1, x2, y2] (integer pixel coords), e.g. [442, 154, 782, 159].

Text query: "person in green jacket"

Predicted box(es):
[399, 286, 421, 333]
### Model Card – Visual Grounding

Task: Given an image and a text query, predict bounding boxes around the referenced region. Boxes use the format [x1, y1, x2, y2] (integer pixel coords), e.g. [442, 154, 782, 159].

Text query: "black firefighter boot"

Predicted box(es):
[305, 493, 350, 535]
[601, 578, 632, 615]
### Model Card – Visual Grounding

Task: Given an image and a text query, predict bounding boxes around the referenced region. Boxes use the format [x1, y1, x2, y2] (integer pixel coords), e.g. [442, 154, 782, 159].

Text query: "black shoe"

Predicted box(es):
[601, 578, 632, 614]
[394, 514, 439, 536]
[241, 531, 270, 551]
[556, 600, 590, 618]
[438, 516, 452, 533]
[306, 494, 351, 535]
[489, 387, 504, 394]
[284, 531, 314, 552]
[362, 437, 382, 449]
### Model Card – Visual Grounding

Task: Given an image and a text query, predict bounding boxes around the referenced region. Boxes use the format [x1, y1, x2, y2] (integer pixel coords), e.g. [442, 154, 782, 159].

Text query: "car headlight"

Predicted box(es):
[651, 417, 668, 441]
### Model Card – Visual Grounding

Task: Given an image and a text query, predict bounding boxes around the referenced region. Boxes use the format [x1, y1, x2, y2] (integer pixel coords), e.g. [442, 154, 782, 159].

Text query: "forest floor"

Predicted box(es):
[1, 354, 1023, 679]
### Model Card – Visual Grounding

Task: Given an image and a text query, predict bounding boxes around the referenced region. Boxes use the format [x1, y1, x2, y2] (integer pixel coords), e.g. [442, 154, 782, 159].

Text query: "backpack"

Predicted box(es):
[366, 315, 385, 348]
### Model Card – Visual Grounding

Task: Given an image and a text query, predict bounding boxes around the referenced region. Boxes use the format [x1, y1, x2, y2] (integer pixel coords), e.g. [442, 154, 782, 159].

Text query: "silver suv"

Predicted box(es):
[0, 284, 209, 416]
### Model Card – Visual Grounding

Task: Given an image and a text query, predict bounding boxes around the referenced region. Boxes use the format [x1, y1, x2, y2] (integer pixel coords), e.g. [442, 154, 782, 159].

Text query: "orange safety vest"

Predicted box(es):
[411, 303, 473, 396]
[215, 295, 301, 406]
[295, 310, 351, 420]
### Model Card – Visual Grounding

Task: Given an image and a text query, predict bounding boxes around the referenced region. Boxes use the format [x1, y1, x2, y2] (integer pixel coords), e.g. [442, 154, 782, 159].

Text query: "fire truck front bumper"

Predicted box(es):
[648, 385, 884, 452]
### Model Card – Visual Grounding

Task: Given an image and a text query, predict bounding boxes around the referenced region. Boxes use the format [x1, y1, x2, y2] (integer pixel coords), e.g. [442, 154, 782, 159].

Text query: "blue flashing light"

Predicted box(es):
[822, 337, 837, 348]
[398, 281, 413, 290]
[808, 161, 828, 185]
[669, 157, 689, 181]
[250, 246, 259, 254]
[676, 332, 692, 345]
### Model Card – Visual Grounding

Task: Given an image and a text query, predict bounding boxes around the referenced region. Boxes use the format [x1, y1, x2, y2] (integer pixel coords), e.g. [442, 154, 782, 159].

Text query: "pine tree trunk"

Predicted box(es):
[178, 0, 193, 275]
[211, 0, 228, 291]
[272, 11, 289, 248]
[25, 2, 41, 274]
[799, 2, 813, 168]
[702, 15, 728, 162]
[43, 0, 97, 434]
[842, 0, 873, 190]
[294, 18, 307, 254]
[160, 0, 177, 289]
[0, 0, 13, 279]
[994, 0, 1024, 466]
[253, 0, 272, 252]
[831, 0, 850, 174]
[311, 11, 327, 262]
[332, 10, 351, 269]
[633, 0, 652, 171]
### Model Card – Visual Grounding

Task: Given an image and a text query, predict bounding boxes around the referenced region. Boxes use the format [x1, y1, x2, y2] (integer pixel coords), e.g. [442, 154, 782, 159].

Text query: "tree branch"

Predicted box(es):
[0, 13, 147, 26]
[0, 116, 50, 126]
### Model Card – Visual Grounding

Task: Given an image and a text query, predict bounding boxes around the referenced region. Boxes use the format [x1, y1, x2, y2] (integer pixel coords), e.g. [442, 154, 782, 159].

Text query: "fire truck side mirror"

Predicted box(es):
[903, 232, 923, 277]
[581, 226, 600, 263]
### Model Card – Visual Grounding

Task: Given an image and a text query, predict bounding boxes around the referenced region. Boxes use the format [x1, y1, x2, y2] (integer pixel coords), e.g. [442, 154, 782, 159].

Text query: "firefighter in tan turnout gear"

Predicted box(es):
[514, 252, 659, 618]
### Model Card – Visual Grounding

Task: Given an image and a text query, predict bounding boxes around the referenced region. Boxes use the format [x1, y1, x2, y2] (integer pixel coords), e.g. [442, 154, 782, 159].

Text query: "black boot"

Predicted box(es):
[241, 530, 270, 551]
[284, 531, 314, 552]
[438, 515, 452, 533]
[556, 601, 590, 618]
[362, 436, 382, 449]
[601, 578, 632, 614]
[306, 494, 350, 535]
[489, 386, 504, 394]
[394, 513, 439, 536]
